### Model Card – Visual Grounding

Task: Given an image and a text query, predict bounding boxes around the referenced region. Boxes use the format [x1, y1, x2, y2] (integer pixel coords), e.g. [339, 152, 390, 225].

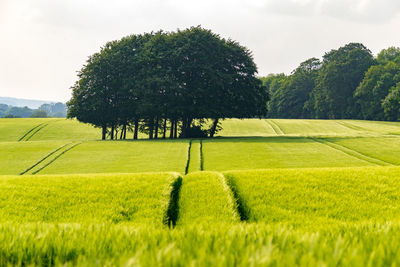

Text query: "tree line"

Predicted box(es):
[263, 44, 400, 121]
[67, 26, 268, 140]
[0, 102, 67, 118]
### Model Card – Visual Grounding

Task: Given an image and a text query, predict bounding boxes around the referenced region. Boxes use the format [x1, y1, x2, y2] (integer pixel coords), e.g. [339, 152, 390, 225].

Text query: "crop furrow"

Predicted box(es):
[24, 124, 48, 141]
[19, 142, 72, 175]
[184, 140, 192, 175]
[336, 121, 373, 133]
[312, 138, 393, 166]
[187, 140, 201, 173]
[164, 176, 183, 228]
[18, 123, 46, 141]
[266, 119, 285, 135]
[217, 173, 242, 222]
[224, 173, 250, 221]
[200, 140, 204, 171]
[32, 142, 82, 174]
[265, 120, 279, 135]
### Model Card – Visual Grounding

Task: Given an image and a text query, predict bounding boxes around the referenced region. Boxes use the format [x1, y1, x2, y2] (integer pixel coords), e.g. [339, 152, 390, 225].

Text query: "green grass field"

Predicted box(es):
[0, 141, 66, 175]
[225, 167, 400, 229]
[1, 117, 400, 266]
[0, 118, 56, 142]
[202, 137, 373, 171]
[0, 173, 179, 225]
[177, 172, 239, 225]
[38, 140, 189, 174]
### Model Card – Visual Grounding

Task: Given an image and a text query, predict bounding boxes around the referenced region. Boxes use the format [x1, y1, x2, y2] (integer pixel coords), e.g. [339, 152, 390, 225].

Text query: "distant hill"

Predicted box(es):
[0, 97, 55, 109]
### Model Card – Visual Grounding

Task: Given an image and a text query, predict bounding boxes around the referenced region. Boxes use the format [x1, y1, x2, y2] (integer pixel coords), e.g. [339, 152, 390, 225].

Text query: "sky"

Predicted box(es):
[1, 0, 400, 102]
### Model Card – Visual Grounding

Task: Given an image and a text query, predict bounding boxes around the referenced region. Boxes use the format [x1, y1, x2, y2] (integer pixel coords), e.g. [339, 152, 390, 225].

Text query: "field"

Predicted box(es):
[1, 118, 400, 266]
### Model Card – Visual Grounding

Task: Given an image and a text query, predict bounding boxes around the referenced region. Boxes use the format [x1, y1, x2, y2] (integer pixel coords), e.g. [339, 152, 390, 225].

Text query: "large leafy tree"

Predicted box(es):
[312, 43, 375, 119]
[277, 58, 321, 118]
[355, 62, 400, 120]
[382, 83, 400, 121]
[67, 27, 268, 139]
[355, 47, 400, 120]
[262, 74, 287, 118]
[67, 49, 116, 140]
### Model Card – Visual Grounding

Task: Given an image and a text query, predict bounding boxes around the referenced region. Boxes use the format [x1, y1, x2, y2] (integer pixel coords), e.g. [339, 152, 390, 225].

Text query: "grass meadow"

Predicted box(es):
[1, 117, 400, 266]
[0, 173, 180, 224]
[225, 167, 400, 229]
[38, 140, 190, 174]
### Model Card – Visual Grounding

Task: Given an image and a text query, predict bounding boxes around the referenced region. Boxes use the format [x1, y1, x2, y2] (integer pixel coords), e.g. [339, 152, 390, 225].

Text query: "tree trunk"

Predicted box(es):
[149, 118, 154, 139]
[154, 117, 159, 139]
[115, 127, 118, 140]
[110, 125, 115, 140]
[210, 118, 219, 138]
[133, 119, 139, 140]
[181, 118, 187, 138]
[123, 124, 127, 140]
[102, 126, 107, 140]
[163, 119, 167, 139]
[119, 125, 124, 140]
[169, 119, 174, 139]
[174, 120, 178, 139]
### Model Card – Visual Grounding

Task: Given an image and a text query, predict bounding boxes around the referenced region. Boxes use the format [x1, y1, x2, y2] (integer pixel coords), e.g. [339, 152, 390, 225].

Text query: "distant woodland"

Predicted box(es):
[262, 44, 400, 121]
[0, 102, 67, 118]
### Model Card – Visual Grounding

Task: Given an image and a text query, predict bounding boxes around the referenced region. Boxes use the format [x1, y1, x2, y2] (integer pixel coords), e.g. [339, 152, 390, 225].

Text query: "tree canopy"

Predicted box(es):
[67, 27, 268, 139]
[263, 43, 400, 122]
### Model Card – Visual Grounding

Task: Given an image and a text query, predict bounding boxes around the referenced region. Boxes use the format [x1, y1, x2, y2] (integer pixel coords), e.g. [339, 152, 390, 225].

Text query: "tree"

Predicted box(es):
[355, 61, 400, 120]
[311, 43, 375, 119]
[67, 27, 268, 140]
[167, 27, 268, 138]
[377, 47, 400, 64]
[67, 49, 118, 140]
[262, 74, 287, 118]
[382, 83, 400, 121]
[30, 110, 48, 118]
[275, 58, 321, 118]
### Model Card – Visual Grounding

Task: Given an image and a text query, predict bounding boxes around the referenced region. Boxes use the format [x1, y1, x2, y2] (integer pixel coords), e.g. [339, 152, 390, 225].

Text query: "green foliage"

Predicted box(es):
[265, 58, 321, 119]
[68, 27, 268, 139]
[38, 102, 67, 117]
[265, 44, 400, 122]
[377, 47, 400, 64]
[355, 54, 400, 120]
[29, 110, 48, 118]
[4, 106, 34, 118]
[382, 83, 400, 121]
[0, 103, 66, 118]
[312, 43, 375, 119]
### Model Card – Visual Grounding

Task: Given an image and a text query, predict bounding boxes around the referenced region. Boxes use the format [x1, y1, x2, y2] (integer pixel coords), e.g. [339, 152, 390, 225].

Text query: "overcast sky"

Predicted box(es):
[1, 0, 400, 102]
